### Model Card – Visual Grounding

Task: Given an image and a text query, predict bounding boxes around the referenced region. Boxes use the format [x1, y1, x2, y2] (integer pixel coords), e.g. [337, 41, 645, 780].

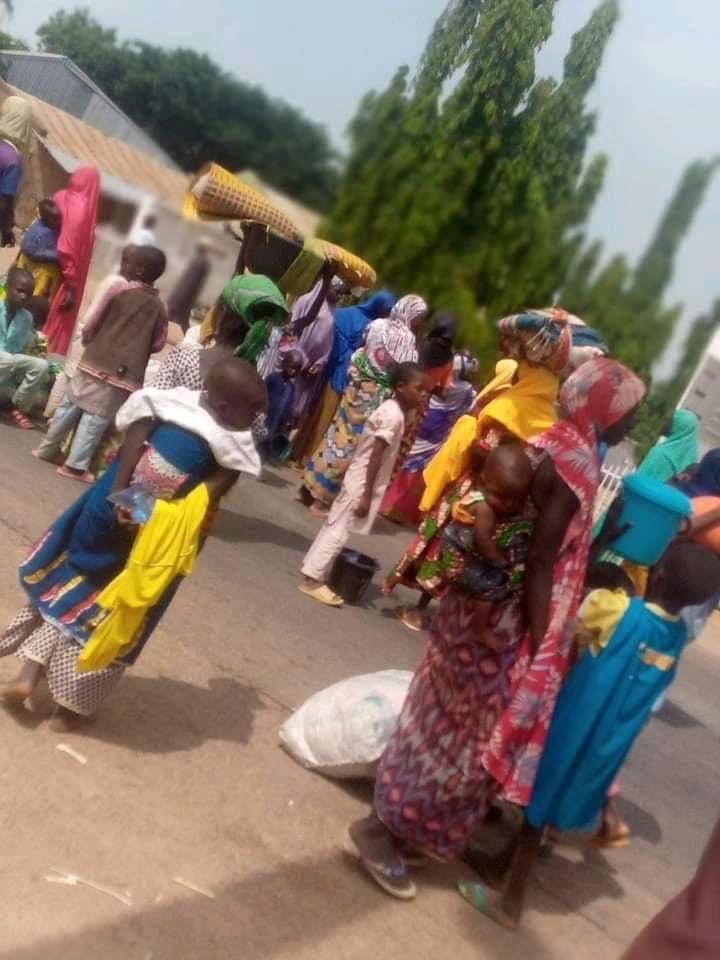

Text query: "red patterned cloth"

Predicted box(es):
[375, 358, 645, 856]
[484, 358, 646, 804]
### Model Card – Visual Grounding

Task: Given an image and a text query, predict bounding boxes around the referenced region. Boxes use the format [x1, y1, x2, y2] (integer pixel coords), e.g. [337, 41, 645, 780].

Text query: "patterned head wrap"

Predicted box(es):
[364, 293, 427, 371]
[559, 356, 646, 443]
[497, 307, 608, 375]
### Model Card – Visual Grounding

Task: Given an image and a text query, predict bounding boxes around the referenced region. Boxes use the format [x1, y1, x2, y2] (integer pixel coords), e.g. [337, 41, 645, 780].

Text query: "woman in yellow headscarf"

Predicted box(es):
[385, 310, 570, 629]
[0, 95, 33, 247]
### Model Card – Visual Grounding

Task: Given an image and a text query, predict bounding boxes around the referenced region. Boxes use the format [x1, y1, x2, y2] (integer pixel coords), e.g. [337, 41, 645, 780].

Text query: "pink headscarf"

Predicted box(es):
[45, 165, 101, 355]
[534, 357, 646, 545]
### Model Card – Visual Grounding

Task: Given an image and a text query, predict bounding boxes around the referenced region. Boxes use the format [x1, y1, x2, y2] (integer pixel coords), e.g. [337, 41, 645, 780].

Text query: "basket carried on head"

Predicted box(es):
[184, 164, 377, 290]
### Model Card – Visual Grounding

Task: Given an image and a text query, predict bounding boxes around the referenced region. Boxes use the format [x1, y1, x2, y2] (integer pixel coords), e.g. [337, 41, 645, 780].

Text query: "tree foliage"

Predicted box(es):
[324, 0, 619, 359]
[0, 30, 28, 51]
[560, 158, 719, 451]
[35, 9, 338, 209]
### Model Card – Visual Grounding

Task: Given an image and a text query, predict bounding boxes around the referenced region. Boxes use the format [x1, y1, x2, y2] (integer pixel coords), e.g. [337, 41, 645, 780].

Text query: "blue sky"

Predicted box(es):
[10, 0, 720, 376]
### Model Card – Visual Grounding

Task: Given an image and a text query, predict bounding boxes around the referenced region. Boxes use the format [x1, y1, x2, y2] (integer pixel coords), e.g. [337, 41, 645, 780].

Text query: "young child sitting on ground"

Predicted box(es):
[441, 444, 533, 642]
[1, 357, 264, 730]
[16, 198, 63, 299]
[0, 266, 49, 429]
[263, 346, 306, 460]
[300, 362, 427, 607]
[34, 245, 168, 483]
[459, 540, 720, 930]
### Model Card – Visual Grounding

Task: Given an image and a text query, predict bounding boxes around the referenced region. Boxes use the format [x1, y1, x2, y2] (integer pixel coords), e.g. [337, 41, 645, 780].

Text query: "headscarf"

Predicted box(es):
[223, 274, 288, 364]
[534, 357, 646, 544]
[0, 96, 33, 156]
[676, 449, 720, 497]
[364, 294, 426, 374]
[497, 307, 608, 375]
[327, 290, 396, 393]
[420, 360, 559, 511]
[44, 165, 101, 355]
[638, 408, 700, 483]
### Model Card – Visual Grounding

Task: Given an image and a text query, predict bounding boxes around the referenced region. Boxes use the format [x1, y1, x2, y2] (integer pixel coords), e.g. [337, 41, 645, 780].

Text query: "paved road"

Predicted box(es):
[1, 423, 718, 959]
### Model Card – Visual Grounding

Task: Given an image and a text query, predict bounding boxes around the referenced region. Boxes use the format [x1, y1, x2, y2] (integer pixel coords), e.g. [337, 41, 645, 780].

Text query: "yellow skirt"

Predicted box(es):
[17, 253, 62, 300]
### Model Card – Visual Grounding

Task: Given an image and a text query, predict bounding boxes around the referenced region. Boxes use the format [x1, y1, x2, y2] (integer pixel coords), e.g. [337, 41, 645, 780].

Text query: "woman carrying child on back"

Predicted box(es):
[16, 199, 63, 299]
[0, 358, 266, 731]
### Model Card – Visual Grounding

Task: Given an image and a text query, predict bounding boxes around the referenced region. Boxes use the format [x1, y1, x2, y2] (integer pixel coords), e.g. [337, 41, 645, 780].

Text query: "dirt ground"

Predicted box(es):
[1, 423, 718, 959]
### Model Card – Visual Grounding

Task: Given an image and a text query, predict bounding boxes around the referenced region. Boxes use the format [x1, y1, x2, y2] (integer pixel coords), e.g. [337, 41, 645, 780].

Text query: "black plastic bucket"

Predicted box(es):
[329, 549, 380, 605]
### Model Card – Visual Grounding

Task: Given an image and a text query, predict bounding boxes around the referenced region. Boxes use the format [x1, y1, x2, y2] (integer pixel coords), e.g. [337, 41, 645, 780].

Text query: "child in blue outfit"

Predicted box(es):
[17, 199, 63, 299]
[460, 540, 720, 930]
[262, 346, 305, 460]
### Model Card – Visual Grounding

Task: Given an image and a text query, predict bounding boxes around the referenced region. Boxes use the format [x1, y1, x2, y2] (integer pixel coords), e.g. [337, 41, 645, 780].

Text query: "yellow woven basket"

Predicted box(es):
[183, 164, 377, 288]
[184, 163, 304, 243]
[317, 239, 376, 289]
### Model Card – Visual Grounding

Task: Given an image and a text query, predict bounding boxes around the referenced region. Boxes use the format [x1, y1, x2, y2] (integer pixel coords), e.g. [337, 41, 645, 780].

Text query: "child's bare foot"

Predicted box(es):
[458, 882, 519, 930]
[57, 465, 96, 484]
[33, 449, 62, 465]
[49, 706, 86, 733]
[308, 500, 329, 519]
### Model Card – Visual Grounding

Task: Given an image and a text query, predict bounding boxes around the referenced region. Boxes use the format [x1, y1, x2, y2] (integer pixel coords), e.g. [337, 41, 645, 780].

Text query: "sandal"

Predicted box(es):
[298, 582, 344, 607]
[458, 882, 518, 930]
[587, 822, 631, 850]
[397, 607, 424, 632]
[10, 409, 35, 430]
[345, 831, 417, 901]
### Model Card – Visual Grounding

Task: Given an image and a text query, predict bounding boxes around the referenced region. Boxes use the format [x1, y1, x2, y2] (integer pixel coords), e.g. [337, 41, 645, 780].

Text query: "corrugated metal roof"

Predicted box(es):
[1, 81, 188, 208]
[0, 51, 178, 168]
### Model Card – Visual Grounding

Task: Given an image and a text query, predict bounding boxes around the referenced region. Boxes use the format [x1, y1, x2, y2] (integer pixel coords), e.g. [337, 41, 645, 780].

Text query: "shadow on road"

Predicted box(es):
[213, 509, 311, 553]
[654, 698, 703, 730]
[617, 796, 663, 845]
[0, 848, 554, 960]
[84, 675, 264, 754]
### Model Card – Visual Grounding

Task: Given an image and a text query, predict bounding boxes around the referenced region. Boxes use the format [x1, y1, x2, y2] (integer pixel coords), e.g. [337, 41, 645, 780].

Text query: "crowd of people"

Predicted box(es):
[1, 90, 718, 953]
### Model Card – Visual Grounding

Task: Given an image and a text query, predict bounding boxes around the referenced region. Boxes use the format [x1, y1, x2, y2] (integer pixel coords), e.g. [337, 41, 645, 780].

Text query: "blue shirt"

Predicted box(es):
[0, 300, 33, 354]
[20, 220, 59, 263]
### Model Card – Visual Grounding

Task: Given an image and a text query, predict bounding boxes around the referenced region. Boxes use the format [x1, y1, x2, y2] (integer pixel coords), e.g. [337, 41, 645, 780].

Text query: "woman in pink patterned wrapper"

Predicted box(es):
[345, 357, 645, 903]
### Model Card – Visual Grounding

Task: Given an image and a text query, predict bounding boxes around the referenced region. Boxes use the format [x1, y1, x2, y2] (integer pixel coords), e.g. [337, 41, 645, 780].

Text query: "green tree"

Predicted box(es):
[324, 0, 621, 365]
[0, 32, 28, 51]
[36, 9, 338, 209]
[562, 158, 719, 379]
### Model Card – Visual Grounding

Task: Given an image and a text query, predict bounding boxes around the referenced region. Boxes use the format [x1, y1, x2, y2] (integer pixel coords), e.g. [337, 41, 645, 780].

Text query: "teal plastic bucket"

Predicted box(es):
[610, 473, 691, 566]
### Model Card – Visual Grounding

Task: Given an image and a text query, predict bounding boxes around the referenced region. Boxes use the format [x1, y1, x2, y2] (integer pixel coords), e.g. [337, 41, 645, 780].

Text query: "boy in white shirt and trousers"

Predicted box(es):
[300, 362, 427, 607]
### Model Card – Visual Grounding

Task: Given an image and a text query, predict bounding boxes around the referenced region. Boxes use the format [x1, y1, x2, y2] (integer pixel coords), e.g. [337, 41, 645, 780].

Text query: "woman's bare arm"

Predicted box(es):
[524, 457, 580, 652]
[111, 418, 154, 494]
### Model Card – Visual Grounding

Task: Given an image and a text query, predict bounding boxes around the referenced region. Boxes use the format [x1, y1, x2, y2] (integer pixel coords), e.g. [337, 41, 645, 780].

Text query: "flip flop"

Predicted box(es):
[457, 882, 517, 931]
[396, 607, 424, 632]
[345, 832, 417, 901]
[298, 583, 344, 607]
[10, 409, 35, 430]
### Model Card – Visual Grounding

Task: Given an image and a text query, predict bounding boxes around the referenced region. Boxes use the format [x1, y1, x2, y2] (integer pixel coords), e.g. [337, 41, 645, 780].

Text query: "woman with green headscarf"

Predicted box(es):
[0, 95, 34, 247]
[189, 274, 288, 361]
[638, 408, 700, 483]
